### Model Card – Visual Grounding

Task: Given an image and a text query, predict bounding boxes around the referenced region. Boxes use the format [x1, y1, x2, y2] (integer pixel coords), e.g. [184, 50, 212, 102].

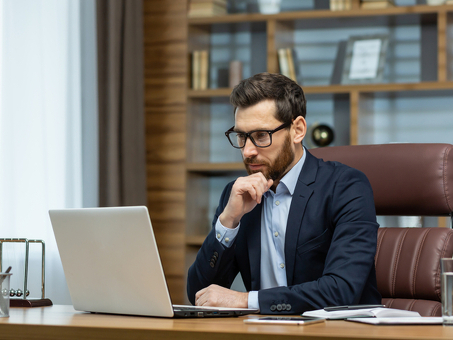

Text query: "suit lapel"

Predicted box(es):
[285, 150, 318, 285]
[242, 204, 262, 291]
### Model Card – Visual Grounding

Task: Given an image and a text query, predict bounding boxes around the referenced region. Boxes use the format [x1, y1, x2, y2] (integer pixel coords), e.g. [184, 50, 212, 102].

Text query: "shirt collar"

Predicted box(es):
[280, 147, 306, 195]
[263, 147, 307, 197]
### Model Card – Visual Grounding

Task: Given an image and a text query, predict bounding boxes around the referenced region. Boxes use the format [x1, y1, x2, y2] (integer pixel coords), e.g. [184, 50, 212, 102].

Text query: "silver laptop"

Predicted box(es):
[49, 206, 258, 318]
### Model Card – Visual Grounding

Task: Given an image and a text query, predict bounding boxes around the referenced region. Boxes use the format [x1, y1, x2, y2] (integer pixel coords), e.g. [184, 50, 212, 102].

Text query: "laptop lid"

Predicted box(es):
[49, 206, 258, 318]
[49, 206, 175, 317]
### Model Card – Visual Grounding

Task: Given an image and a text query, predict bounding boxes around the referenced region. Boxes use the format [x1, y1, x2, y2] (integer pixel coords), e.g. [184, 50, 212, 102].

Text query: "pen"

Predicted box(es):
[324, 304, 385, 311]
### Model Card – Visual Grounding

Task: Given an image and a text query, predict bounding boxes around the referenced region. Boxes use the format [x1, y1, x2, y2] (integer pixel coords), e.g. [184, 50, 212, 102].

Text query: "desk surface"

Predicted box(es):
[1, 305, 453, 340]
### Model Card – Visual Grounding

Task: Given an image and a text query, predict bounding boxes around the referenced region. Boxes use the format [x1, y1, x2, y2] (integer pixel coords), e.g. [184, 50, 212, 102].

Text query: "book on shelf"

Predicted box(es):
[199, 50, 209, 90]
[302, 307, 420, 320]
[278, 48, 298, 82]
[360, 0, 395, 9]
[192, 50, 200, 90]
[188, 0, 227, 18]
[229, 60, 243, 88]
[330, 0, 353, 11]
[191, 50, 209, 90]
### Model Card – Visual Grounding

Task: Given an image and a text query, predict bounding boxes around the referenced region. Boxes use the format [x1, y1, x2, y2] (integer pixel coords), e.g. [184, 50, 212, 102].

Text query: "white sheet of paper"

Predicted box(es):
[347, 317, 443, 325]
[348, 39, 382, 80]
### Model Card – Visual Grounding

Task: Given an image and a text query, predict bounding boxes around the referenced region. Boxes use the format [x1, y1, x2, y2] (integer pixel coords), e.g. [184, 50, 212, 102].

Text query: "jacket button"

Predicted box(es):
[277, 304, 282, 311]
[210, 261, 215, 268]
[214, 251, 218, 257]
[270, 305, 277, 311]
[286, 304, 291, 311]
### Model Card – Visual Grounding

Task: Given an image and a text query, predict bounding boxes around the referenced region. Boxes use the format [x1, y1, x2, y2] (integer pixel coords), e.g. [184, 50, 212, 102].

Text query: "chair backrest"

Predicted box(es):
[376, 227, 453, 316]
[310, 143, 453, 216]
[310, 143, 453, 316]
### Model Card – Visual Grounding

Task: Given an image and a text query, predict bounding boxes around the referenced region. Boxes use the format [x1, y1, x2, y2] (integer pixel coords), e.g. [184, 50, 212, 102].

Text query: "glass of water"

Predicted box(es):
[441, 258, 453, 325]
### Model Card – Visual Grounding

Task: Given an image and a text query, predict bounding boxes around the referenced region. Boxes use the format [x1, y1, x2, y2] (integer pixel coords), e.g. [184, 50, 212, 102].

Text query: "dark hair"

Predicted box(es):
[229, 73, 306, 122]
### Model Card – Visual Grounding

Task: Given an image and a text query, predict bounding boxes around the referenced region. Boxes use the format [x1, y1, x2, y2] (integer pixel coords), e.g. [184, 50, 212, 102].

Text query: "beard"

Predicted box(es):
[243, 133, 295, 182]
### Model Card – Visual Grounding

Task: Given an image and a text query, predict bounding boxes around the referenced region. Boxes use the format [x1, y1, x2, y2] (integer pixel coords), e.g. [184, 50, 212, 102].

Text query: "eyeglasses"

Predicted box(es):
[225, 121, 291, 149]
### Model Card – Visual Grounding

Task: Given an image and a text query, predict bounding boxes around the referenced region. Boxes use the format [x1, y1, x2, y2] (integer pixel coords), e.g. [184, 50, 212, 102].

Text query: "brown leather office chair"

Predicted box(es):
[310, 143, 453, 316]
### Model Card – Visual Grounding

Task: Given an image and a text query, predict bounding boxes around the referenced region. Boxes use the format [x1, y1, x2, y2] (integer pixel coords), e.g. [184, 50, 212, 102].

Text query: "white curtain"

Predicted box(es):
[0, 0, 97, 304]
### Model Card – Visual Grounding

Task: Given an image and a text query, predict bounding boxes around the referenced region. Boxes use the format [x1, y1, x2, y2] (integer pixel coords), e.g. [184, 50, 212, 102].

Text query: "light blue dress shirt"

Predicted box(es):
[215, 149, 307, 310]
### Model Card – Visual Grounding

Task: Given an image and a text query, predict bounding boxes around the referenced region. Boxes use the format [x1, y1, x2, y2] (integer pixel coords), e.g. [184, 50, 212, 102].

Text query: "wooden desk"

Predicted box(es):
[1, 305, 453, 340]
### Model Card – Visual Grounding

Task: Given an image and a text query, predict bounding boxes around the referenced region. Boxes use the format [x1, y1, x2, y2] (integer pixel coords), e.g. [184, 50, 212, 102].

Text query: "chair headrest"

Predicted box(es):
[309, 143, 453, 216]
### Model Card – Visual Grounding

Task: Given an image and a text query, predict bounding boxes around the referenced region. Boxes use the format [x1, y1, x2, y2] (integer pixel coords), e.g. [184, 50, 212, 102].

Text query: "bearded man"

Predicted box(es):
[187, 73, 381, 314]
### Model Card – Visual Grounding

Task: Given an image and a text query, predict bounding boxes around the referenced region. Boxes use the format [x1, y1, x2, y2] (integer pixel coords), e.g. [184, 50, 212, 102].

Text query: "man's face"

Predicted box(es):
[234, 100, 295, 182]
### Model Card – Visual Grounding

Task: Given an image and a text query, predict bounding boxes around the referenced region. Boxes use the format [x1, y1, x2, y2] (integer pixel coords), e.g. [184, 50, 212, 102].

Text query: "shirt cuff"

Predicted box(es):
[214, 218, 240, 248]
[248, 291, 259, 311]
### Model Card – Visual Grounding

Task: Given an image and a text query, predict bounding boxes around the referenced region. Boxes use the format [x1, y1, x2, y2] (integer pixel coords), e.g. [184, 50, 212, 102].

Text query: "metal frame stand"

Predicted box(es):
[0, 238, 52, 307]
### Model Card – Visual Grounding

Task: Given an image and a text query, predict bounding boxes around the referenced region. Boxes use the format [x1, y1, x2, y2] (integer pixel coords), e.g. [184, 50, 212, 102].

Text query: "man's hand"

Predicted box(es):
[219, 173, 273, 229]
[195, 284, 248, 308]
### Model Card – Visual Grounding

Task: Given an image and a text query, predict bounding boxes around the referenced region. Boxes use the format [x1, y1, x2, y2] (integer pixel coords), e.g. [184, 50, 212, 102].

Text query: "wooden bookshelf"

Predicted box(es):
[187, 4, 453, 25]
[184, 1, 453, 276]
[144, 1, 453, 303]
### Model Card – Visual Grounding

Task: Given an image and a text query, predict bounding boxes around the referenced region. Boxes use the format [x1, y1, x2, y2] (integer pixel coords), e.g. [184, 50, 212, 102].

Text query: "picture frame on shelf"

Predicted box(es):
[341, 34, 389, 84]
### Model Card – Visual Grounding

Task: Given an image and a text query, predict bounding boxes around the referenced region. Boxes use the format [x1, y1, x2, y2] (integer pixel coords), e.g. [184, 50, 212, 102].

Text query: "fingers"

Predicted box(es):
[195, 287, 206, 306]
[236, 172, 271, 204]
[194, 285, 248, 308]
[267, 178, 274, 190]
[195, 285, 216, 306]
[220, 173, 273, 229]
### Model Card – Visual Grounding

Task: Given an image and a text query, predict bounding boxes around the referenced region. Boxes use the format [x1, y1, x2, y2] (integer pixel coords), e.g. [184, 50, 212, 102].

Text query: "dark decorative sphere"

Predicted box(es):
[311, 124, 334, 147]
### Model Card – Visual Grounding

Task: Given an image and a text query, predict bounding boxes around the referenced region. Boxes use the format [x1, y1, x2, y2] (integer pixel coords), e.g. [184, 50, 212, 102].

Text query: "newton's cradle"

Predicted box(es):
[0, 238, 52, 307]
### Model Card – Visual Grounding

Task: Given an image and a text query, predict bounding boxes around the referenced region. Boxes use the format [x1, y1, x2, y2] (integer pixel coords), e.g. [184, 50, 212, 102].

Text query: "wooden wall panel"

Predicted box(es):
[143, 0, 187, 304]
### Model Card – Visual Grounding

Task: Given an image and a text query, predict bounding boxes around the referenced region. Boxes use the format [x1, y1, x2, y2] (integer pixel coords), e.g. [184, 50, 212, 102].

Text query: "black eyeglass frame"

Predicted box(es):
[224, 121, 292, 149]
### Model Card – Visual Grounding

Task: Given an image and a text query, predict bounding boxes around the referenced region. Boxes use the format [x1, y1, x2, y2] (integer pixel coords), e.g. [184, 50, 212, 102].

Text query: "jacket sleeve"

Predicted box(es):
[186, 181, 240, 305]
[257, 167, 380, 314]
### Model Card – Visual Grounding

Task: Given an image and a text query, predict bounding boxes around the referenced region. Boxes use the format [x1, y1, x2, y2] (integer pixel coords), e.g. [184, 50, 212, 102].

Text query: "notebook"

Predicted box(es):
[302, 307, 420, 320]
[49, 206, 258, 318]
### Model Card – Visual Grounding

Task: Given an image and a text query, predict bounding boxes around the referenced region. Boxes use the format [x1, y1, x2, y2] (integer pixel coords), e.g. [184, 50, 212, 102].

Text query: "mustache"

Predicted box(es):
[243, 158, 258, 164]
[244, 157, 263, 165]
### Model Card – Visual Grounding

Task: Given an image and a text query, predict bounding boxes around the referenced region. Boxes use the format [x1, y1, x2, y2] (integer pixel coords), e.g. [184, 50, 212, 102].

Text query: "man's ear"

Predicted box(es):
[292, 116, 306, 144]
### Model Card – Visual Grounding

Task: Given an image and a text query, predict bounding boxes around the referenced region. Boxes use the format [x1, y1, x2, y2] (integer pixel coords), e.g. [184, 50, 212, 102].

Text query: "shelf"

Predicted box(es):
[186, 162, 245, 173]
[188, 4, 453, 25]
[186, 235, 206, 247]
[188, 88, 231, 98]
[188, 81, 453, 98]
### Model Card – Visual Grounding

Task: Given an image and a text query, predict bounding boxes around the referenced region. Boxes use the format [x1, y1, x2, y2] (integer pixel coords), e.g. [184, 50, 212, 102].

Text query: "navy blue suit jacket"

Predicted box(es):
[187, 149, 381, 314]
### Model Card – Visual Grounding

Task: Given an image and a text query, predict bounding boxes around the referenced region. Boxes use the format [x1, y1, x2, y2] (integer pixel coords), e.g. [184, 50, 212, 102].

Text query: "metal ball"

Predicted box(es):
[16, 289, 23, 297]
[311, 124, 334, 147]
[26, 290, 30, 297]
[9, 289, 16, 297]
[1, 288, 8, 297]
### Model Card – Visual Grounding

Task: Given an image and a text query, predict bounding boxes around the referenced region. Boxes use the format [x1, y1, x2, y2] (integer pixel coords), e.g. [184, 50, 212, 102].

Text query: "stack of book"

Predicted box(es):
[277, 48, 298, 82]
[360, 0, 395, 9]
[191, 50, 209, 90]
[330, 0, 353, 10]
[188, 0, 227, 18]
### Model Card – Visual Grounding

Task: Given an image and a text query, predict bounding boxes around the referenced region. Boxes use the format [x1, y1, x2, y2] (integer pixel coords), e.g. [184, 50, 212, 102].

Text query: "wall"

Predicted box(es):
[143, 0, 187, 303]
